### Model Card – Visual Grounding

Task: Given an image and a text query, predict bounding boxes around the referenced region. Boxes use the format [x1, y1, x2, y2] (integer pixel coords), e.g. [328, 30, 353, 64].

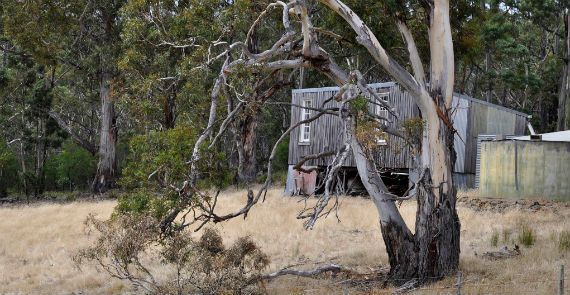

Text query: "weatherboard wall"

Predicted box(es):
[287, 83, 418, 169]
[288, 84, 529, 185]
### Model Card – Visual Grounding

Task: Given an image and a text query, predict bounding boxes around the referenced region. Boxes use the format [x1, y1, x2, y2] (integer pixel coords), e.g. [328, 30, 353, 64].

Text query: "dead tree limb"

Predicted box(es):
[293, 151, 336, 173]
[262, 264, 349, 281]
[48, 111, 98, 155]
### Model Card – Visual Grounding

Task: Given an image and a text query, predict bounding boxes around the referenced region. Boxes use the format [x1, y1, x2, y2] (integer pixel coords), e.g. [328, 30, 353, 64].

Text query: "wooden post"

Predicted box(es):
[456, 271, 462, 295]
[558, 264, 564, 295]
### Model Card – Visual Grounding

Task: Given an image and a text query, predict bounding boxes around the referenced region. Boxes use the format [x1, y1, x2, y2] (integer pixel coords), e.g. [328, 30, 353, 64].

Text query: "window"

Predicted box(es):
[375, 92, 389, 119]
[375, 92, 389, 145]
[299, 99, 312, 143]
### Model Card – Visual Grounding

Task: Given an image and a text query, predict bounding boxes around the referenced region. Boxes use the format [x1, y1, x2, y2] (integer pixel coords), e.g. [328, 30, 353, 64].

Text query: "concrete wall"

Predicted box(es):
[479, 140, 570, 200]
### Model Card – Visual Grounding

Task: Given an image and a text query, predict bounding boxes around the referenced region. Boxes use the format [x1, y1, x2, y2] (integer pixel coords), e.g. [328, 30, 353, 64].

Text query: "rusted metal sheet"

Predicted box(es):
[291, 168, 318, 195]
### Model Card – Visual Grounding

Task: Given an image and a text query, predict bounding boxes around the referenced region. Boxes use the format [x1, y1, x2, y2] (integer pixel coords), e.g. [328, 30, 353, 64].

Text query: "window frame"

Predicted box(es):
[374, 92, 389, 145]
[299, 99, 312, 144]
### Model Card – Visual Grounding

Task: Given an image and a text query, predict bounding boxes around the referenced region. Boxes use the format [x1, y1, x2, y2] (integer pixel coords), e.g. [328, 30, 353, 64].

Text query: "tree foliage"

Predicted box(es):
[76, 214, 269, 295]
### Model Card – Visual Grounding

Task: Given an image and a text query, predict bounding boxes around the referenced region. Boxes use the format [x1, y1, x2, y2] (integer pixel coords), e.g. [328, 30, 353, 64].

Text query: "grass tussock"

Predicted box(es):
[517, 223, 536, 247]
[490, 230, 499, 247]
[502, 228, 512, 244]
[0, 188, 569, 294]
[558, 230, 570, 253]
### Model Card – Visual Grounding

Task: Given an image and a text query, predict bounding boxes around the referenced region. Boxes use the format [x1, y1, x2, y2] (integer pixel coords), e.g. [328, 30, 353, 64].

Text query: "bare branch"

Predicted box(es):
[189, 56, 229, 182]
[319, 0, 422, 96]
[190, 109, 332, 224]
[293, 150, 336, 173]
[396, 21, 426, 88]
[48, 111, 98, 155]
[208, 101, 245, 148]
[312, 27, 355, 44]
[300, 129, 352, 229]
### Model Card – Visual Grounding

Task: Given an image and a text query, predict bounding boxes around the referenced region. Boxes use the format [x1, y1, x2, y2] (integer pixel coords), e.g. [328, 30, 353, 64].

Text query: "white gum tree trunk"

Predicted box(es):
[320, 0, 460, 281]
[92, 71, 117, 193]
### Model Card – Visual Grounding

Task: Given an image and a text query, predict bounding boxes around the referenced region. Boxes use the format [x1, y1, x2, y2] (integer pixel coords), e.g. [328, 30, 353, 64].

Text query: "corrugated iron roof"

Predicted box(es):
[512, 130, 570, 142]
[292, 82, 530, 118]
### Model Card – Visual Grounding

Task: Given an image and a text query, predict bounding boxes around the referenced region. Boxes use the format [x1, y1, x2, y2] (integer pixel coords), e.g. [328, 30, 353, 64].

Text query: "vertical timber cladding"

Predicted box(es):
[288, 83, 418, 169]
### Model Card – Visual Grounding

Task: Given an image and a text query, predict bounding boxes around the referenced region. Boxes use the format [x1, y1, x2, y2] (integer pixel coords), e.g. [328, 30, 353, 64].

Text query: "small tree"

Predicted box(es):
[76, 214, 268, 295]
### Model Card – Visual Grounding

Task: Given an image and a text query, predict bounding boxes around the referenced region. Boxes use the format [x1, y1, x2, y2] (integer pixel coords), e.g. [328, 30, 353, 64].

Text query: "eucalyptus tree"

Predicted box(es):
[119, 0, 294, 184]
[456, 0, 566, 132]
[0, 30, 64, 197]
[150, 0, 462, 284]
[514, 0, 570, 131]
[118, 0, 226, 131]
[2, 0, 125, 193]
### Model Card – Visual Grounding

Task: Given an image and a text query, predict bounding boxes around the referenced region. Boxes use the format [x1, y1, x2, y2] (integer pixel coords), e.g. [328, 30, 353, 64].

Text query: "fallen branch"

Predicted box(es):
[262, 264, 349, 281]
[481, 245, 521, 260]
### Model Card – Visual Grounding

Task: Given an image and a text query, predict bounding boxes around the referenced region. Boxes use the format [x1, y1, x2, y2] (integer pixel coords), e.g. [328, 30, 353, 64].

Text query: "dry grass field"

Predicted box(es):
[0, 188, 569, 294]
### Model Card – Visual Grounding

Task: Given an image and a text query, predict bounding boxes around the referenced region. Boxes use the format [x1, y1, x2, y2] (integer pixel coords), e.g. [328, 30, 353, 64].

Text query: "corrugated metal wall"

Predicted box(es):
[465, 98, 528, 174]
[451, 95, 469, 173]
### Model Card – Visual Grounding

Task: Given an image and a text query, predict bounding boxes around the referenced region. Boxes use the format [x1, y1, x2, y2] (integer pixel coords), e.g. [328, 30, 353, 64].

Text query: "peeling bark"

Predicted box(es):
[351, 128, 417, 279]
[414, 120, 460, 280]
[236, 110, 258, 184]
[322, 0, 460, 283]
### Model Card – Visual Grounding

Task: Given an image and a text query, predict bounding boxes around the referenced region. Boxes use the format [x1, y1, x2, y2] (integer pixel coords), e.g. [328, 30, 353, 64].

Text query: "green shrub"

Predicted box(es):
[115, 190, 177, 220]
[120, 125, 196, 189]
[75, 215, 269, 295]
[517, 224, 536, 247]
[558, 230, 570, 253]
[44, 140, 96, 191]
[0, 142, 19, 197]
[120, 124, 235, 190]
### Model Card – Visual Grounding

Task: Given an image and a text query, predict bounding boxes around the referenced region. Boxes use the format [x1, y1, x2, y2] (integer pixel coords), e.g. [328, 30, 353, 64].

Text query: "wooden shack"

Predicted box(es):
[285, 83, 530, 195]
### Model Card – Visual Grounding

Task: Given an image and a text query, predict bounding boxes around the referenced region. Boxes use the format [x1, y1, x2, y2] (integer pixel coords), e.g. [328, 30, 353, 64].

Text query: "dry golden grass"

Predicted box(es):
[0, 189, 569, 294]
[0, 200, 126, 294]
